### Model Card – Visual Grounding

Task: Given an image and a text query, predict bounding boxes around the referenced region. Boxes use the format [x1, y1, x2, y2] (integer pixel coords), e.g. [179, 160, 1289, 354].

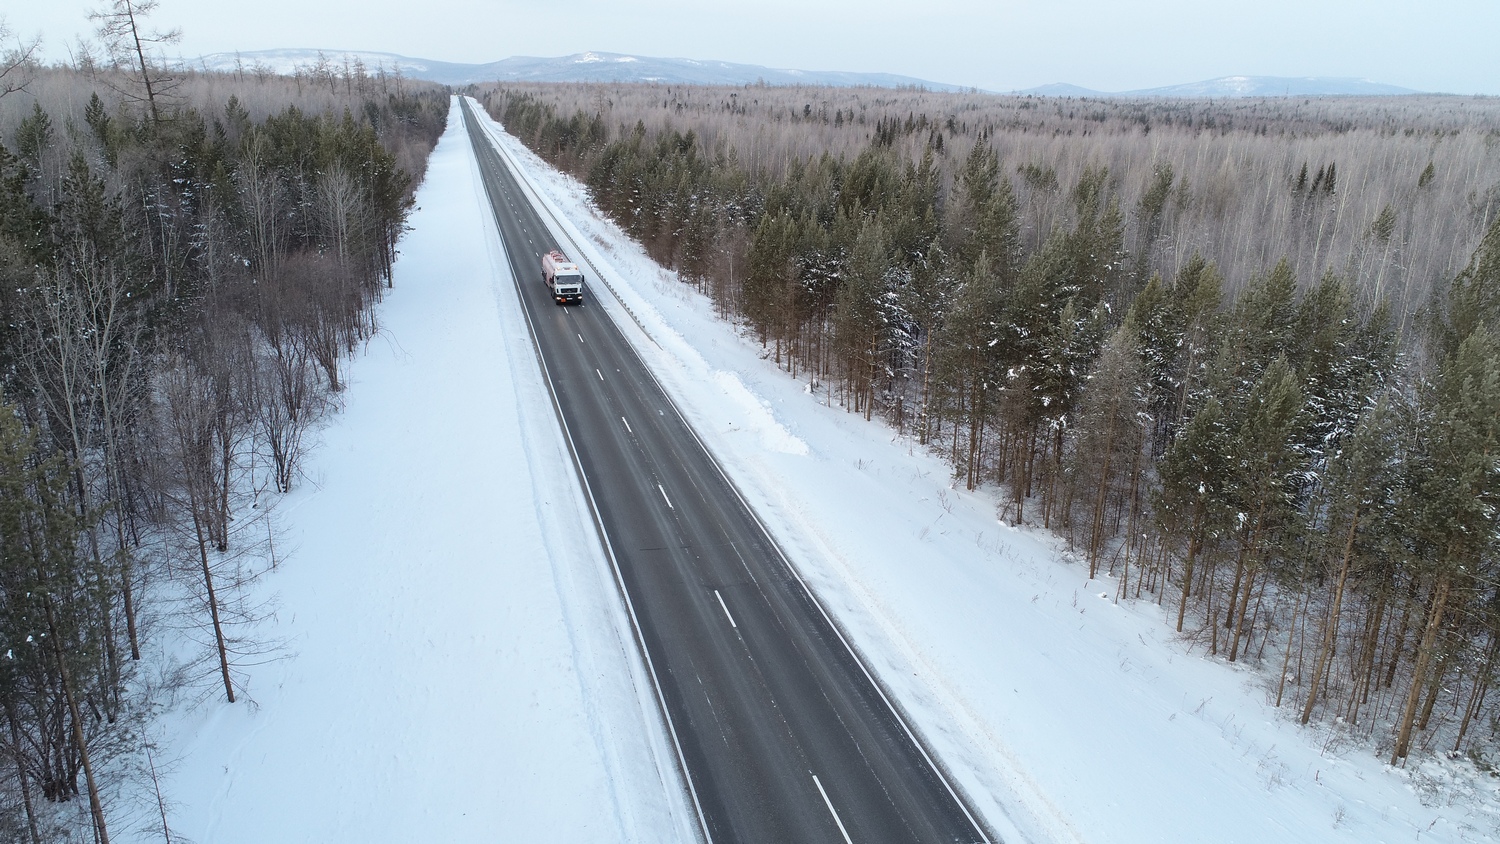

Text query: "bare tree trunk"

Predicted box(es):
[1393, 571, 1451, 763]
[1087, 409, 1119, 579]
[1417, 649, 1451, 733]
[1176, 504, 1205, 632]
[918, 331, 933, 444]
[1455, 635, 1498, 753]
[1229, 564, 1258, 663]
[122, 1, 160, 124]
[5, 700, 42, 844]
[1346, 592, 1384, 724]
[1302, 513, 1358, 724]
[1383, 580, 1421, 691]
[42, 596, 109, 844]
[189, 495, 235, 704]
[1276, 590, 1308, 707]
[146, 746, 173, 844]
[1121, 437, 1144, 600]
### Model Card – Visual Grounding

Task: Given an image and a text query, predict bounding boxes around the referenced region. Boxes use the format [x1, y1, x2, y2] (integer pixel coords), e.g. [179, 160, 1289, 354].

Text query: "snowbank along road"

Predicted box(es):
[459, 98, 992, 844]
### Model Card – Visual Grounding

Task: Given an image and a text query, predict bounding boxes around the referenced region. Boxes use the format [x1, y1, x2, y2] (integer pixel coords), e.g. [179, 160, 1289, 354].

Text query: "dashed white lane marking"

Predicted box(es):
[596, 368, 604, 380]
[714, 590, 737, 628]
[577, 333, 584, 343]
[658, 484, 674, 510]
[622, 417, 633, 434]
[812, 774, 854, 844]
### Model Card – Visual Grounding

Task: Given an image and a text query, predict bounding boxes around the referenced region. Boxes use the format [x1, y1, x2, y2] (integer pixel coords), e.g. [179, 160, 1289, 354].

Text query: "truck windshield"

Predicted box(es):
[558, 274, 583, 286]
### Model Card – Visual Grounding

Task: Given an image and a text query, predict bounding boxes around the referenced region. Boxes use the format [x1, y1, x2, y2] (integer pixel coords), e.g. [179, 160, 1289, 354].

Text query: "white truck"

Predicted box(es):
[542, 250, 585, 305]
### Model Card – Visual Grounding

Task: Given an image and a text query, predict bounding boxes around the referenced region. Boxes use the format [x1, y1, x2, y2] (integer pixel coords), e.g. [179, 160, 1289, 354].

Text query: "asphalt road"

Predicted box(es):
[460, 99, 990, 844]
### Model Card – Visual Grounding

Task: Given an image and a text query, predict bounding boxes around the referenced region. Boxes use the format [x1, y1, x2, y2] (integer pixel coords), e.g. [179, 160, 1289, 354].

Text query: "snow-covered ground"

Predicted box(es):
[155, 97, 1500, 843]
[152, 101, 695, 844]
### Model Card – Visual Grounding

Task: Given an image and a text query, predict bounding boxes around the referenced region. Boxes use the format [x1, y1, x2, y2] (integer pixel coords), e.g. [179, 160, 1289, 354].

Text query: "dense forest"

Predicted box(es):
[478, 82, 1500, 775]
[0, 21, 447, 841]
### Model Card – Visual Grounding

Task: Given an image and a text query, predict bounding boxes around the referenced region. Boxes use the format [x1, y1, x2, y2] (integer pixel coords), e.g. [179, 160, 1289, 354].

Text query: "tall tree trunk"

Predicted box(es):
[1417, 649, 1451, 732]
[1087, 409, 1119, 579]
[1275, 590, 1307, 708]
[1384, 577, 1423, 692]
[1347, 591, 1386, 724]
[1229, 564, 1258, 663]
[188, 487, 235, 704]
[1393, 571, 1451, 763]
[123, 0, 160, 124]
[5, 700, 42, 844]
[41, 596, 109, 844]
[1302, 512, 1358, 724]
[1176, 503, 1205, 632]
[1454, 635, 1498, 753]
[918, 331, 933, 444]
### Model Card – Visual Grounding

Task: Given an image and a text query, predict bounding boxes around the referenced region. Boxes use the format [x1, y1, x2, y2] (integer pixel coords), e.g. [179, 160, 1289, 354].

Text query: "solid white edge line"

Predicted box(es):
[812, 774, 855, 844]
[471, 97, 992, 844]
[539, 154, 996, 839]
[658, 484, 674, 510]
[459, 99, 713, 844]
[714, 590, 737, 629]
[565, 228, 996, 836]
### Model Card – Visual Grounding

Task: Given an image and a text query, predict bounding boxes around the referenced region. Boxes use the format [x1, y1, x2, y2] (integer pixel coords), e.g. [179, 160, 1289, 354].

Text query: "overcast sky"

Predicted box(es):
[7, 0, 1499, 94]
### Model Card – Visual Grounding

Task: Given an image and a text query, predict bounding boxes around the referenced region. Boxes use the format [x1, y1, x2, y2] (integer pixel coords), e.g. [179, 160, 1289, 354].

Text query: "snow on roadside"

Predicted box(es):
[471, 99, 1500, 843]
[150, 100, 694, 844]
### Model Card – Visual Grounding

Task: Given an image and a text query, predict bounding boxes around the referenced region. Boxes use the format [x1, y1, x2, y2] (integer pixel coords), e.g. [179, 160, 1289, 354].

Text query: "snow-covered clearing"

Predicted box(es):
[155, 96, 1499, 843]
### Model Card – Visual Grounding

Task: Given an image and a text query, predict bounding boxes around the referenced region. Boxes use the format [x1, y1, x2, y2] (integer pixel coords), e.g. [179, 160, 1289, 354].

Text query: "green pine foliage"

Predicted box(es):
[488, 82, 1500, 772]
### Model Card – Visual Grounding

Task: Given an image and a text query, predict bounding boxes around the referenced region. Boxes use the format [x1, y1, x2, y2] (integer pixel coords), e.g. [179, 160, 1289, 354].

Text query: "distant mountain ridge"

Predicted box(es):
[187, 51, 1423, 98]
[1017, 76, 1423, 98]
[189, 48, 973, 91]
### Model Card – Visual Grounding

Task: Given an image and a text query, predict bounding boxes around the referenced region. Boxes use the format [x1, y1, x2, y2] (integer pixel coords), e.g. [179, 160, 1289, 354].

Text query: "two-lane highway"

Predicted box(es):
[461, 98, 990, 844]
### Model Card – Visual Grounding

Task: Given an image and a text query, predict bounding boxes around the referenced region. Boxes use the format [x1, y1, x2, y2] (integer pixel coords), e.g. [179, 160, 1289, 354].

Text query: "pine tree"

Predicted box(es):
[888, 148, 942, 265]
[1221, 357, 1308, 662]
[1032, 298, 1108, 528]
[1123, 274, 1177, 448]
[1133, 163, 1175, 283]
[12, 103, 51, 175]
[744, 210, 796, 349]
[835, 219, 890, 418]
[934, 251, 1006, 490]
[1440, 214, 1500, 358]
[83, 92, 118, 168]
[1289, 272, 1370, 458]
[1158, 396, 1234, 631]
[1198, 260, 1299, 466]
[898, 239, 951, 443]
[1162, 255, 1225, 443]
[1393, 327, 1500, 762]
[1299, 398, 1403, 724]
[950, 141, 1000, 270]
[0, 400, 111, 843]
[1072, 326, 1148, 577]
